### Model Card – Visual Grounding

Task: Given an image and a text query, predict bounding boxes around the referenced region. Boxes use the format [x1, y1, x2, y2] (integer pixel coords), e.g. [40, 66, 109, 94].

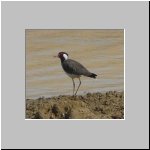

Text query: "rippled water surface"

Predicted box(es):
[26, 30, 124, 99]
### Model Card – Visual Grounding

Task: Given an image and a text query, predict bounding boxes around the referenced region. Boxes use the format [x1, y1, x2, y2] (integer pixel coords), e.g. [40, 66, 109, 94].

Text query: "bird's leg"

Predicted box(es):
[72, 78, 75, 96]
[75, 77, 81, 95]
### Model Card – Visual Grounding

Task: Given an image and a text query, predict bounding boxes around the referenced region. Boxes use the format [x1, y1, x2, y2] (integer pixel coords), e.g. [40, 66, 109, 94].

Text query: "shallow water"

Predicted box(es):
[26, 30, 124, 99]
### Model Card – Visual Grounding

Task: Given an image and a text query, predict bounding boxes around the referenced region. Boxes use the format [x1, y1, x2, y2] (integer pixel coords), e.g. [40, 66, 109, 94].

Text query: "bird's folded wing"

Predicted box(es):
[62, 59, 91, 76]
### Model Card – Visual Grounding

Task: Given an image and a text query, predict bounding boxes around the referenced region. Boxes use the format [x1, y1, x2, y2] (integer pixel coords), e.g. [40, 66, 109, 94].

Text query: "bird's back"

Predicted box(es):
[62, 59, 92, 77]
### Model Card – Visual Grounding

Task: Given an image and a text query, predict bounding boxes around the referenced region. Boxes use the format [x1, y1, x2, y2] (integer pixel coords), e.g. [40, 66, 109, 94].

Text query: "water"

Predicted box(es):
[26, 30, 124, 99]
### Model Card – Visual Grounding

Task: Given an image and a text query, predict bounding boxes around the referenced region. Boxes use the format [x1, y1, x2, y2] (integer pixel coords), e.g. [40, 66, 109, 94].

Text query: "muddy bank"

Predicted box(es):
[26, 91, 124, 119]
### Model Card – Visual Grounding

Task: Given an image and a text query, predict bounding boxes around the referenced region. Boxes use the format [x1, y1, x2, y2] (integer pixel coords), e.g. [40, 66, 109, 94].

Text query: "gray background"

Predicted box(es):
[1, 1, 149, 149]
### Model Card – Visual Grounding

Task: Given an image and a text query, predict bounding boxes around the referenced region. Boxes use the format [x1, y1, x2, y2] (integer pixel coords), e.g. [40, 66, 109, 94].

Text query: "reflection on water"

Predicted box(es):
[26, 30, 124, 99]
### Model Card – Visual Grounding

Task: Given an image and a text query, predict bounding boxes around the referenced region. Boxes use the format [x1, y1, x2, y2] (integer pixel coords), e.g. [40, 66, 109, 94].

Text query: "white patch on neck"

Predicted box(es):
[63, 54, 68, 60]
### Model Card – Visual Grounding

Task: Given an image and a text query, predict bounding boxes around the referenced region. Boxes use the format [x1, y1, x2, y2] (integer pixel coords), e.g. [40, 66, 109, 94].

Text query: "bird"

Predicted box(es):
[54, 52, 97, 96]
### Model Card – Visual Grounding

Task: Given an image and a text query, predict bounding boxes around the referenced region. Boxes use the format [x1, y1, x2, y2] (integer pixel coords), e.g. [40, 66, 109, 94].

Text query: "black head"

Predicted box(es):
[54, 52, 69, 62]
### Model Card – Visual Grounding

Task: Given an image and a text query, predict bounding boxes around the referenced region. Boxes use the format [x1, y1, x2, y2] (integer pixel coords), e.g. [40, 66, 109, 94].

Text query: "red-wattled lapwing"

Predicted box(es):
[54, 52, 97, 96]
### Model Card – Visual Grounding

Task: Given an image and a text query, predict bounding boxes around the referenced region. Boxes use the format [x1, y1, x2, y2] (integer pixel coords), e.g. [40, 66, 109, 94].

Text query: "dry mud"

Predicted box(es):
[26, 91, 124, 119]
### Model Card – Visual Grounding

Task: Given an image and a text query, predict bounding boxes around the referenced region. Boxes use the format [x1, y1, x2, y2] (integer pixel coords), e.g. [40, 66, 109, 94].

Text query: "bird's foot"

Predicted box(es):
[70, 94, 77, 100]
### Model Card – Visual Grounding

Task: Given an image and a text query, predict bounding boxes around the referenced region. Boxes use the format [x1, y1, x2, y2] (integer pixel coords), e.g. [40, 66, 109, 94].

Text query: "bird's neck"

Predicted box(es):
[60, 57, 66, 63]
[60, 55, 68, 63]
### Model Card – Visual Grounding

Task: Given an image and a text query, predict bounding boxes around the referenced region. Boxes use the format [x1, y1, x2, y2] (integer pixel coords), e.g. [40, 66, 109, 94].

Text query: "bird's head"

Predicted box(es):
[54, 52, 69, 61]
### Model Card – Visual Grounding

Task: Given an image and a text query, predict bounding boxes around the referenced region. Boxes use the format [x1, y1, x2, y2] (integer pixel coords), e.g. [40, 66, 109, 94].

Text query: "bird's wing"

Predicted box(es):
[62, 59, 92, 76]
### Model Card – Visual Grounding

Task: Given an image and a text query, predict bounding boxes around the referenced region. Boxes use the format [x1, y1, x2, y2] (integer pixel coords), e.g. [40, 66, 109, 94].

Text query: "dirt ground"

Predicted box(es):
[26, 91, 124, 119]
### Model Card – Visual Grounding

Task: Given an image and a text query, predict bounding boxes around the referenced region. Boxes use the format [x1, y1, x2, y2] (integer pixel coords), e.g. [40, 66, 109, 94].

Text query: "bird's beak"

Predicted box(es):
[54, 55, 59, 58]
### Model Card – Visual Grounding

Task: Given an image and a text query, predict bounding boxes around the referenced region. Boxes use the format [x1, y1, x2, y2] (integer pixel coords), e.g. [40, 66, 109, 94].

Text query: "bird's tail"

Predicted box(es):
[88, 73, 97, 79]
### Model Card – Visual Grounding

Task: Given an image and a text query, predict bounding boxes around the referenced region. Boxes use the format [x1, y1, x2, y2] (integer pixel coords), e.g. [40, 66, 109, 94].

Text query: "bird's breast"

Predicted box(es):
[65, 72, 81, 79]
